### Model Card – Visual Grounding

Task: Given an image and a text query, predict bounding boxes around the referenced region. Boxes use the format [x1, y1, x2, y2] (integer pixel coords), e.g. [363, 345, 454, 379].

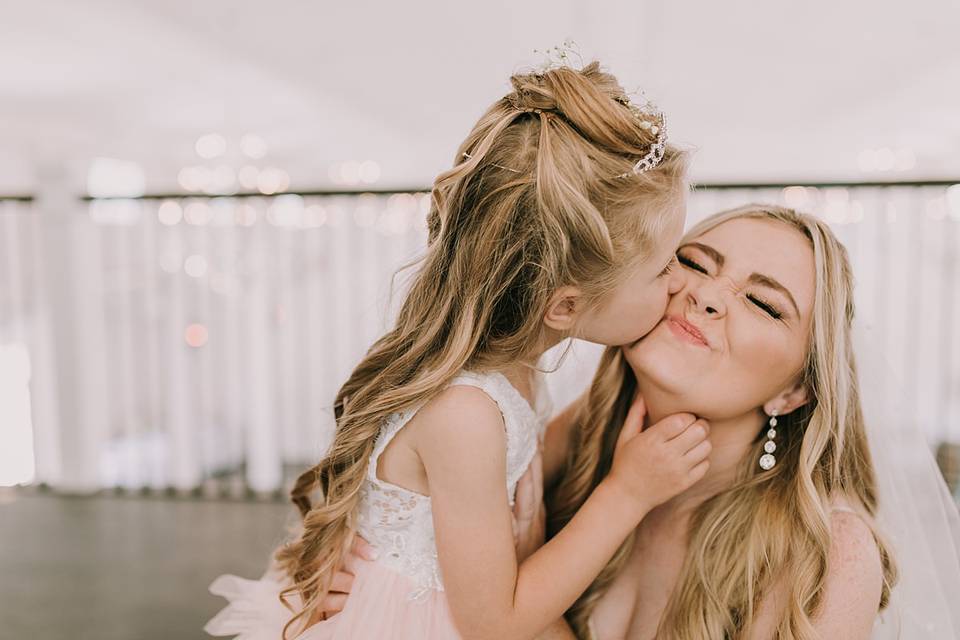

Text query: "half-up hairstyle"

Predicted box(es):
[273, 61, 690, 638]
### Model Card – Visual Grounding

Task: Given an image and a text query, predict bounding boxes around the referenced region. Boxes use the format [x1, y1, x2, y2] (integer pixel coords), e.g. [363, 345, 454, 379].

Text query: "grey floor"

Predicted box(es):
[0, 490, 294, 640]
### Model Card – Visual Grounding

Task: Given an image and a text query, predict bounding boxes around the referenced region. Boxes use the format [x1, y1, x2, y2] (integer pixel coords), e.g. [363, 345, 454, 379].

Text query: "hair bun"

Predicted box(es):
[508, 73, 559, 114]
[508, 62, 657, 161]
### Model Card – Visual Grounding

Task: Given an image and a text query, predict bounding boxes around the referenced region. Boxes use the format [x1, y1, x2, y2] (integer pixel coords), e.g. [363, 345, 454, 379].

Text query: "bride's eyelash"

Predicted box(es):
[677, 254, 707, 274]
[747, 294, 783, 319]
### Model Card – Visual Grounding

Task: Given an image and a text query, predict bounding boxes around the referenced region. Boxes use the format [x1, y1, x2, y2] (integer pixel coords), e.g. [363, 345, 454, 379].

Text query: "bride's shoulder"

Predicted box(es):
[828, 493, 862, 516]
[824, 494, 883, 592]
[826, 493, 881, 559]
[749, 495, 885, 638]
[802, 494, 886, 634]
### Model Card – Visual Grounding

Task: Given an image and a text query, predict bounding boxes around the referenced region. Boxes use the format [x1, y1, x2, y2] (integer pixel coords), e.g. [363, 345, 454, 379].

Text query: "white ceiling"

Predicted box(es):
[1, 0, 958, 195]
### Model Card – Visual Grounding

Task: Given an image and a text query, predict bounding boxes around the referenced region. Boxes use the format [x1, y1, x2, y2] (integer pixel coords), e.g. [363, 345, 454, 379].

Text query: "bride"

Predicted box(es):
[313, 203, 960, 638]
[537, 203, 957, 638]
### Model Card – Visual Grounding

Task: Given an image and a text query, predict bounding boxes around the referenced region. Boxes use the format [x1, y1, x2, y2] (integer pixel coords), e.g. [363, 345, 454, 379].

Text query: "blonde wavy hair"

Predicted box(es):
[272, 61, 691, 638]
[548, 204, 898, 639]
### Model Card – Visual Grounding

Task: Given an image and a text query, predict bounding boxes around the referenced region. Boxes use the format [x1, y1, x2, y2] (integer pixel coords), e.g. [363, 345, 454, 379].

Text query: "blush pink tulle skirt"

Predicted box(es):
[204, 559, 461, 640]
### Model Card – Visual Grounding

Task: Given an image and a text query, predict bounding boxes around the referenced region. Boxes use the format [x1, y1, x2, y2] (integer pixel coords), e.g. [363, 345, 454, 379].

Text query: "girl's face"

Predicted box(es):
[578, 201, 687, 346]
[624, 217, 816, 420]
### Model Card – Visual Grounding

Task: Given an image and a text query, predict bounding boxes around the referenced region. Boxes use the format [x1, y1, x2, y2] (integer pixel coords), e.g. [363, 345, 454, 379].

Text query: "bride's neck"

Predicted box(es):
[643, 392, 763, 514]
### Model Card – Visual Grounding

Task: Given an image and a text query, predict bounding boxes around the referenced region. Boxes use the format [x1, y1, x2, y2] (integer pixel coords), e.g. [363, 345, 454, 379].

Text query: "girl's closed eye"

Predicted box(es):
[658, 258, 676, 278]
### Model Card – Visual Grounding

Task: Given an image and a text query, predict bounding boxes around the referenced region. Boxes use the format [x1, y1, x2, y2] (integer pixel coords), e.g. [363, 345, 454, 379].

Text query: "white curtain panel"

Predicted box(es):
[0, 186, 957, 494]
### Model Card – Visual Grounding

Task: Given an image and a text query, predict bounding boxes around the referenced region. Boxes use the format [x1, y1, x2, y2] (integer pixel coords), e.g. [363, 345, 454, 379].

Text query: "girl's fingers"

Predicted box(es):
[342, 537, 377, 575]
[682, 438, 713, 463]
[514, 449, 545, 528]
[668, 420, 710, 454]
[684, 440, 713, 467]
[530, 448, 544, 506]
[319, 592, 348, 615]
[352, 536, 378, 562]
[648, 412, 698, 441]
[687, 458, 710, 483]
[328, 570, 354, 594]
[513, 467, 535, 525]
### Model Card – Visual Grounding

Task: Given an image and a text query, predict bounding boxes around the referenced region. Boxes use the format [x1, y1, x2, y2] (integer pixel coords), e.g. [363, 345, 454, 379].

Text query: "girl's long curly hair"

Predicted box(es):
[272, 61, 690, 638]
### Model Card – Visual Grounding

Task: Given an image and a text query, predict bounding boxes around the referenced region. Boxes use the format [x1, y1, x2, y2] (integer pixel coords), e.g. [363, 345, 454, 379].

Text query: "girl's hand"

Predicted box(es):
[512, 442, 546, 563]
[311, 537, 378, 621]
[604, 396, 711, 515]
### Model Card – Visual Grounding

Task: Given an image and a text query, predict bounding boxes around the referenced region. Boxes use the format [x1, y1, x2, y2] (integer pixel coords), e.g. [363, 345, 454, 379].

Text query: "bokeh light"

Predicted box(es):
[184, 324, 209, 348]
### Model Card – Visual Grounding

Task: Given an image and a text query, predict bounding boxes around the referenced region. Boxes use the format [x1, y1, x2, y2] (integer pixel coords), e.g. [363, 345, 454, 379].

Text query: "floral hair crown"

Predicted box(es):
[461, 42, 668, 177]
[534, 40, 669, 176]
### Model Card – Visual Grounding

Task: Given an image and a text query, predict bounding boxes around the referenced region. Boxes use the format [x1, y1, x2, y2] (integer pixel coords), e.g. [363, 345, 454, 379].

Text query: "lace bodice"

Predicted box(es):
[355, 370, 551, 600]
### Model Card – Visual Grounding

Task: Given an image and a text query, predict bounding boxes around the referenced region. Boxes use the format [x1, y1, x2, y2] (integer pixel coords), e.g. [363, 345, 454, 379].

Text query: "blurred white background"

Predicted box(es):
[1, 0, 959, 498]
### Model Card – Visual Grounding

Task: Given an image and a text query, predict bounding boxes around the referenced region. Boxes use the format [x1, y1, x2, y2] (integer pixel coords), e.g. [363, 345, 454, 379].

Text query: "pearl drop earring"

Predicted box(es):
[759, 410, 778, 470]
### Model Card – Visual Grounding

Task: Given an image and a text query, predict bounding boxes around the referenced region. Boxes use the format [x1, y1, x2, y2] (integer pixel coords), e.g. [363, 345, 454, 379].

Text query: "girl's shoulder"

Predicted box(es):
[405, 381, 508, 452]
[397, 370, 514, 437]
[405, 371, 542, 488]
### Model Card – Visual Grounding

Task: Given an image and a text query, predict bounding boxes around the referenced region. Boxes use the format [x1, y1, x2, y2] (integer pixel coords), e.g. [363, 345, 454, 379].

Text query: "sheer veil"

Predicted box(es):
[854, 324, 960, 638]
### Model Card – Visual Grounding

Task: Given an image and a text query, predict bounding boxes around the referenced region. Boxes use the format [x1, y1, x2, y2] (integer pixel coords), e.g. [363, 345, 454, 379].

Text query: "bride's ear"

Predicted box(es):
[543, 286, 583, 332]
[763, 381, 811, 418]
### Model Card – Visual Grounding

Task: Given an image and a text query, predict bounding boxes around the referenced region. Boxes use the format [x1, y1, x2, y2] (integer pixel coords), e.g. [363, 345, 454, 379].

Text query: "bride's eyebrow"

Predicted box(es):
[679, 242, 724, 267]
[749, 273, 800, 317]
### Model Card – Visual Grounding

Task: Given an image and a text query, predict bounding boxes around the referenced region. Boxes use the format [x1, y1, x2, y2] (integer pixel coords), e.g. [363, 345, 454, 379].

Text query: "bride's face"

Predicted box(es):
[624, 217, 816, 420]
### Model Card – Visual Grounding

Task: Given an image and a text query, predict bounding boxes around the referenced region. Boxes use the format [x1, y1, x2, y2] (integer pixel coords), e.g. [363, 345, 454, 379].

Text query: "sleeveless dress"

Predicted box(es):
[205, 370, 552, 640]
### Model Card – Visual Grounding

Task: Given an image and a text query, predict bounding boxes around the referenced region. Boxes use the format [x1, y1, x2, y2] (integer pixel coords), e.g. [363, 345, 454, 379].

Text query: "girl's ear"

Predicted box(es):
[543, 286, 584, 332]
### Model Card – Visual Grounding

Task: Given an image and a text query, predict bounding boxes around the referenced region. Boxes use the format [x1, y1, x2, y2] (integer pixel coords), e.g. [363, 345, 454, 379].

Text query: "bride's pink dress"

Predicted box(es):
[205, 370, 550, 639]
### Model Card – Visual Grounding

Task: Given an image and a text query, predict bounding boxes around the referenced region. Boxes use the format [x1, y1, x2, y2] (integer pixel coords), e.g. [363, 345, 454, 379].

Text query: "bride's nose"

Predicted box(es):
[687, 278, 727, 317]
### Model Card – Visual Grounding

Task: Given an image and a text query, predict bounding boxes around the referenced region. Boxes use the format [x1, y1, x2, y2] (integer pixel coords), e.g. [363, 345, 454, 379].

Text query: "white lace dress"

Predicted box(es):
[205, 370, 551, 640]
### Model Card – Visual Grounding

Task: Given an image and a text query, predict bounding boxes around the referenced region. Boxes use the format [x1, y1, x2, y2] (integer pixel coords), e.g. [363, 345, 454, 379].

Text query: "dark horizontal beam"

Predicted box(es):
[3, 178, 958, 203]
[79, 187, 430, 201]
[692, 179, 960, 191]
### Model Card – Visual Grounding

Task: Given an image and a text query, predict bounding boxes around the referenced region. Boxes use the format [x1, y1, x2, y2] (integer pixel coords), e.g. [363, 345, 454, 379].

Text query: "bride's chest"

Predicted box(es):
[590, 526, 689, 640]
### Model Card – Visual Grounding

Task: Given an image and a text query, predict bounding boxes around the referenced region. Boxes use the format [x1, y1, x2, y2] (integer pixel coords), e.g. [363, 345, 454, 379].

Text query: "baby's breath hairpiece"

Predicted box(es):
[532, 39, 584, 73]
[614, 92, 668, 177]
[531, 41, 668, 176]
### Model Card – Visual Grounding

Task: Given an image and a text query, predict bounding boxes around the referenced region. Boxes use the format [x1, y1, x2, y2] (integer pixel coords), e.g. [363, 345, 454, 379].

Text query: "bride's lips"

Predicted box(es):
[666, 314, 710, 348]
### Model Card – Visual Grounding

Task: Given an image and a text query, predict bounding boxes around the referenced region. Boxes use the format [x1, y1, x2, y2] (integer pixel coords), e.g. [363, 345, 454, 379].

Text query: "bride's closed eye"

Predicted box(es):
[745, 293, 783, 319]
[677, 254, 707, 274]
